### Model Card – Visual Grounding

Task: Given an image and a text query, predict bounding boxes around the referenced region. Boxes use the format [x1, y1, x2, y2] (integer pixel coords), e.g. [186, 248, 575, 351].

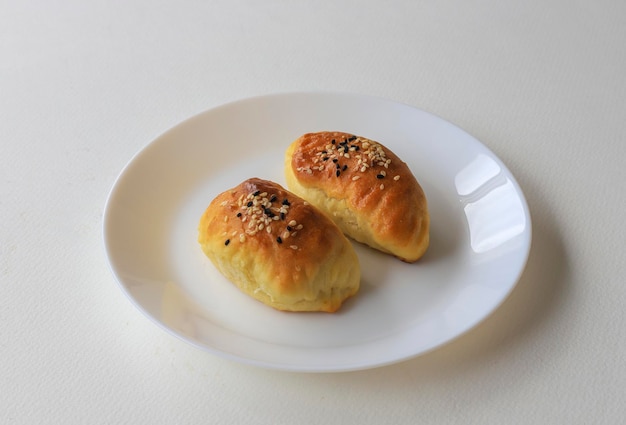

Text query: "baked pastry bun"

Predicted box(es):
[285, 132, 429, 262]
[198, 178, 360, 313]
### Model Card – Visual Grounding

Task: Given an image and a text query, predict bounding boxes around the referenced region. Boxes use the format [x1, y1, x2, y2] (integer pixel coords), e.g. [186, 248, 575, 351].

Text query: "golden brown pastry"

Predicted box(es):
[285, 132, 429, 262]
[198, 178, 360, 313]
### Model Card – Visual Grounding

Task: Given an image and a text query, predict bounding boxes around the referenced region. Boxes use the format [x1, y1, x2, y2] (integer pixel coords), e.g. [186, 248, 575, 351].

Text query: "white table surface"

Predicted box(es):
[2, 1, 625, 423]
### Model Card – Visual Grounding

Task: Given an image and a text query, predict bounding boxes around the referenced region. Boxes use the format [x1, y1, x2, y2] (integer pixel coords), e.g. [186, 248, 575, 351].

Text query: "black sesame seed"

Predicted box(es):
[376, 174, 385, 179]
[280, 212, 286, 220]
[236, 212, 242, 217]
[282, 199, 290, 206]
[342, 165, 348, 171]
[246, 201, 253, 207]
[264, 208, 272, 216]
[269, 195, 277, 202]
[321, 150, 327, 154]
[224, 239, 230, 246]
[331, 139, 336, 144]
[286, 226, 292, 231]
[322, 157, 329, 161]
[332, 158, 338, 163]
[336, 163, 340, 169]
[352, 145, 360, 151]
[253, 190, 260, 196]
[348, 136, 357, 141]
[276, 236, 283, 244]
[336, 170, 341, 177]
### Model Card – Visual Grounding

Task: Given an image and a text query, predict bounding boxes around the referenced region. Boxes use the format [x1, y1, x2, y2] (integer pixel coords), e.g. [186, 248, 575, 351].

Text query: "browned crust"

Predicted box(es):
[287, 132, 429, 262]
[198, 178, 360, 312]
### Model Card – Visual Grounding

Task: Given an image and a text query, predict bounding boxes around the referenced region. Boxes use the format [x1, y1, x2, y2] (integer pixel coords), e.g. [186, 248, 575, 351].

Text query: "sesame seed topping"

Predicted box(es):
[296, 224, 303, 230]
[289, 220, 297, 227]
[380, 184, 385, 190]
[276, 236, 283, 244]
[224, 239, 230, 246]
[290, 245, 298, 250]
[376, 173, 384, 179]
[394, 175, 400, 181]
[236, 212, 242, 217]
[352, 175, 360, 181]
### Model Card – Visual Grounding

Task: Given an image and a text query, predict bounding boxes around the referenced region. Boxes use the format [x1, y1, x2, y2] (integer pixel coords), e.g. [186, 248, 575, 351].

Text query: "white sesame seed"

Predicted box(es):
[266, 226, 272, 233]
[380, 184, 385, 190]
[352, 175, 361, 181]
[282, 231, 290, 240]
[289, 220, 297, 227]
[239, 234, 246, 242]
[394, 175, 400, 181]
[290, 245, 298, 250]
[291, 231, 298, 237]
[258, 223, 264, 230]
[296, 224, 303, 230]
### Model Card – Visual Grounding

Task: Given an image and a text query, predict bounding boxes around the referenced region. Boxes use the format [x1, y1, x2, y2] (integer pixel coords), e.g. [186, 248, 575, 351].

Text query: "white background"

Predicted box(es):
[2, 1, 624, 423]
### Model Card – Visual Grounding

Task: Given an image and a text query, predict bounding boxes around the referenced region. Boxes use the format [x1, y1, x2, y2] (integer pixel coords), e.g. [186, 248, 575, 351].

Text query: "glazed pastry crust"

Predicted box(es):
[198, 178, 360, 312]
[285, 132, 429, 262]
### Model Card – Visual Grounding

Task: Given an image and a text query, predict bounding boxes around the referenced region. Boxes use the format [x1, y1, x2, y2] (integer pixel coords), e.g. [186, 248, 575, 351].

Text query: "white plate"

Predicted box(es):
[103, 92, 531, 372]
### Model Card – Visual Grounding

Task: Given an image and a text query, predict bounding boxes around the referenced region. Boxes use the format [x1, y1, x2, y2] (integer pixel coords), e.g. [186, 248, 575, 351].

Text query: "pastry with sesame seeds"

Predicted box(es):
[285, 132, 429, 262]
[198, 178, 360, 313]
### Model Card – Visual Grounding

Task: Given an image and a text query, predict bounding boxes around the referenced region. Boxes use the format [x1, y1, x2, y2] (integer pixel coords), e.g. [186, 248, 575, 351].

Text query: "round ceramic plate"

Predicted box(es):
[103, 92, 531, 372]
